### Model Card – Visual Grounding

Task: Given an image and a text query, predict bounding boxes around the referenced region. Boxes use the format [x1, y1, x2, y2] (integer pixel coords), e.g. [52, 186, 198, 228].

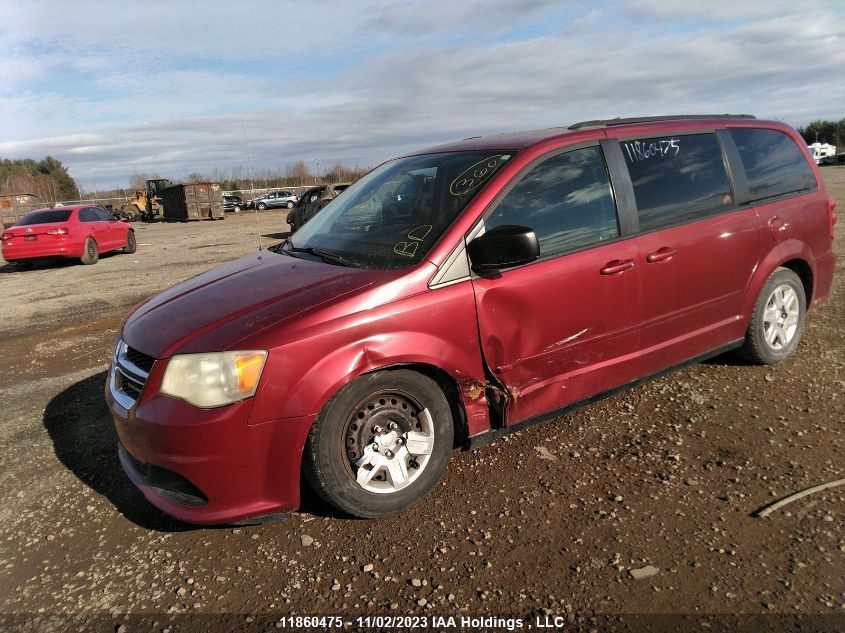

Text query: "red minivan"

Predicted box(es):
[106, 115, 836, 523]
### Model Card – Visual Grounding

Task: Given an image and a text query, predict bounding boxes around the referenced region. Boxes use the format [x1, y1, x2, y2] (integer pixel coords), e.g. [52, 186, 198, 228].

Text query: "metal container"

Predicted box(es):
[1, 193, 42, 228]
[160, 183, 224, 221]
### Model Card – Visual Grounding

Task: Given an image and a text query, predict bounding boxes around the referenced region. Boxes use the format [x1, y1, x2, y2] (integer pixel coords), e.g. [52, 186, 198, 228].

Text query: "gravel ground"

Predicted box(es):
[0, 172, 843, 632]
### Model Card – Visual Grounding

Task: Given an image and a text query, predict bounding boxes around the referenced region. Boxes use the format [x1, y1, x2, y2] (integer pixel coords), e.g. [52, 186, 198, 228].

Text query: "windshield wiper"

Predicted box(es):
[284, 245, 354, 267]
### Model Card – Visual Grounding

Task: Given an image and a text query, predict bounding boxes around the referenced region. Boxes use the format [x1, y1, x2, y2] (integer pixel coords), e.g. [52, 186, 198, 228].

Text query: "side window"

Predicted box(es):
[94, 208, 112, 221]
[485, 146, 619, 257]
[622, 133, 732, 232]
[78, 208, 98, 222]
[729, 128, 817, 201]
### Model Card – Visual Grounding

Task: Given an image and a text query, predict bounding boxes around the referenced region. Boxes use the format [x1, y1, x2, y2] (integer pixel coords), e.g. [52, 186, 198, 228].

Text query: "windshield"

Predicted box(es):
[289, 151, 513, 268]
[16, 210, 72, 225]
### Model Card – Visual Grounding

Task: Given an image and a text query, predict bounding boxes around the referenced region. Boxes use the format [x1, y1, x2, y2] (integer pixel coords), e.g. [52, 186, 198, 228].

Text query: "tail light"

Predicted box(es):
[828, 198, 837, 239]
[1, 232, 10, 241]
[45, 227, 69, 236]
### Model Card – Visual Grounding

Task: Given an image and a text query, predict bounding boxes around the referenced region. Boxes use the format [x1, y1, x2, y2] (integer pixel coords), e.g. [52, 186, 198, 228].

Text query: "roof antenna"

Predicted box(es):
[242, 119, 262, 251]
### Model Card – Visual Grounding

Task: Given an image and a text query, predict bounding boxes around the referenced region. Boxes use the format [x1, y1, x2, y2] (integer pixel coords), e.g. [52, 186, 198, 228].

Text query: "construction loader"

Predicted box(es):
[119, 179, 171, 221]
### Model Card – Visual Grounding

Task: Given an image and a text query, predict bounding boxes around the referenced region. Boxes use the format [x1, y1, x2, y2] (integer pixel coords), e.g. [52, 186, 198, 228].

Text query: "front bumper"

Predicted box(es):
[105, 361, 314, 525]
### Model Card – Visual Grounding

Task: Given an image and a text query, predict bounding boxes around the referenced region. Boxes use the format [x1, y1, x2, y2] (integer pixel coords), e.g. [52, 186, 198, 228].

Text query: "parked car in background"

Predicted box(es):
[223, 194, 243, 212]
[287, 183, 350, 232]
[2, 205, 136, 267]
[246, 191, 298, 211]
[106, 115, 835, 524]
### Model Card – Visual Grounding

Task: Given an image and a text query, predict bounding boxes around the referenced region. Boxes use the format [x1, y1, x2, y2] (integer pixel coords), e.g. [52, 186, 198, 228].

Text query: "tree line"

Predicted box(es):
[82, 160, 372, 199]
[0, 156, 80, 201]
[796, 119, 845, 148]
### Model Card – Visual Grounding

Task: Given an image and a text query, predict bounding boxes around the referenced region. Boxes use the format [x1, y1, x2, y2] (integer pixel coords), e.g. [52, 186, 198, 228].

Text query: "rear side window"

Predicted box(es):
[729, 128, 816, 201]
[79, 208, 99, 222]
[485, 146, 619, 257]
[16, 210, 72, 225]
[623, 133, 732, 232]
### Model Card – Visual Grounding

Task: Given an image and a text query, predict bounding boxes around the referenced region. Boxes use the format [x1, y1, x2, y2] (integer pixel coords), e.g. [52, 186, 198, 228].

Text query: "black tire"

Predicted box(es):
[80, 237, 99, 265]
[303, 369, 454, 518]
[123, 230, 137, 254]
[737, 267, 806, 364]
[257, 202, 267, 210]
[286, 201, 294, 209]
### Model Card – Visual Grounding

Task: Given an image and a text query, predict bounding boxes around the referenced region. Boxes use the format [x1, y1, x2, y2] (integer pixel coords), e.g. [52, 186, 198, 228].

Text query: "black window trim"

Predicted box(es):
[610, 127, 742, 237]
[465, 140, 626, 269]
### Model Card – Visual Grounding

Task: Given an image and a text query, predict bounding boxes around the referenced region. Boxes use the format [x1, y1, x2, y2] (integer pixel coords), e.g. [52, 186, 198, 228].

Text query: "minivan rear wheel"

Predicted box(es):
[738, 267, 806, 364]
[303, 370, 453, 518]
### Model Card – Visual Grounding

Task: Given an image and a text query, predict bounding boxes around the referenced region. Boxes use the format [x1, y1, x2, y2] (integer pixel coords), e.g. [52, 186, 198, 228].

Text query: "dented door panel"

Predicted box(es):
[471, 239, 642, 425]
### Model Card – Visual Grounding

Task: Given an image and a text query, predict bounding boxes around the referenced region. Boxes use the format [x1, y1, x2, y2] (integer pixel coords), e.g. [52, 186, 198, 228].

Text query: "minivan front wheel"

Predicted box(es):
[738, 267, 806, 364]
[303, 370, 453, 518]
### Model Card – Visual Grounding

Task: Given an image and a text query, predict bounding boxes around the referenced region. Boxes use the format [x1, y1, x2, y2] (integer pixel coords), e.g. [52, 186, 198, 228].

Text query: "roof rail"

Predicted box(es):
[568, 114, 756, 130]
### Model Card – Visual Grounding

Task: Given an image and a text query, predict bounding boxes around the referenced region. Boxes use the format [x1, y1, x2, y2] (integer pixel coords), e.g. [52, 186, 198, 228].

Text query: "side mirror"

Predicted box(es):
[467, 224, 539, 273]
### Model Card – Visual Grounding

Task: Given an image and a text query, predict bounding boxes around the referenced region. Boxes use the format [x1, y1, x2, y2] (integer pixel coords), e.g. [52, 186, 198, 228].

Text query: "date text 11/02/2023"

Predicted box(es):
[275, 615, 530, 630]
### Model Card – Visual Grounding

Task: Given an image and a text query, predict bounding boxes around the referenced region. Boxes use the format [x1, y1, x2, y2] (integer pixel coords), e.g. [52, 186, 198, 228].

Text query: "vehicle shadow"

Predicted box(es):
[701, 349, 755, 367]
[261, 231, 290, 240]
[0, 252, 123, 273]
[42, 371, 194, 532]
[297, 475, 350, 520]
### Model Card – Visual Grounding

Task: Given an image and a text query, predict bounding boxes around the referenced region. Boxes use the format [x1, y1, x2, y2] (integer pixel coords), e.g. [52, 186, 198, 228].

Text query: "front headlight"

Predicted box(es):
[160, 350, 267, 408]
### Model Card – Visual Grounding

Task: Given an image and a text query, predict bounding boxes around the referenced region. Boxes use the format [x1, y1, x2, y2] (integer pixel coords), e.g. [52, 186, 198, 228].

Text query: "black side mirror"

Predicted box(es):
[467, 224, 539, 273]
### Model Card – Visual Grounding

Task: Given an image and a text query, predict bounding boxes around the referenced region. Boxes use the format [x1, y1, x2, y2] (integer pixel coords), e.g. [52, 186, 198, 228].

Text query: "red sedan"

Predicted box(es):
[1, 205, 136, 267]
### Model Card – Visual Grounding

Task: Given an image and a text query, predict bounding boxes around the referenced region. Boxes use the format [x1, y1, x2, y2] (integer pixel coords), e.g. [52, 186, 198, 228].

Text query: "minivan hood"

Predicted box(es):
[122, 251, 388, 358]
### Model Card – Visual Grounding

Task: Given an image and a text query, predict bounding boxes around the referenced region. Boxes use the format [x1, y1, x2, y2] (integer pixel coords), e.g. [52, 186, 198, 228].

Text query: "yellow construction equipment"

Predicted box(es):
[119, 179, 169, 221]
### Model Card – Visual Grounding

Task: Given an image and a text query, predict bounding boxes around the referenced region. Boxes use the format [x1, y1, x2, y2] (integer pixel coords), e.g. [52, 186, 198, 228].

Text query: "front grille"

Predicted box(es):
[120, 375, 144, 399]
[110, 340, 155, 409]
[125, 346, 155, 373]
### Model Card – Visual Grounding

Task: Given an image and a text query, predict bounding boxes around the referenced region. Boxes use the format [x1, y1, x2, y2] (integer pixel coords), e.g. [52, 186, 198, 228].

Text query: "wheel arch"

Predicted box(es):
[779, 258, 813, 307]
[82, 234, 98, 254]
[250, 337, 490, 442]
[740, 241, 816, 320]
[359, 362, 470, 448]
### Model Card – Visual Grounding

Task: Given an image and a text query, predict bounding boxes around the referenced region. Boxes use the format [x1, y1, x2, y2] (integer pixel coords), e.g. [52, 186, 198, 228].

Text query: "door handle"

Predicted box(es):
[646, 247, 677, 263]
[600, 259, 635, 275]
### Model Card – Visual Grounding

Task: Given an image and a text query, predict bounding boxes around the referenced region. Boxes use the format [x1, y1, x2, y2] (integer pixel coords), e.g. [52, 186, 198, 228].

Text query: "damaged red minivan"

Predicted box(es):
[106, 115, 836, 523]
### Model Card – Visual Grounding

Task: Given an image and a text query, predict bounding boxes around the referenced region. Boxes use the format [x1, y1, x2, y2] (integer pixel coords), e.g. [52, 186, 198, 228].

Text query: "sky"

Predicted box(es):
[1, 0, 844, 192]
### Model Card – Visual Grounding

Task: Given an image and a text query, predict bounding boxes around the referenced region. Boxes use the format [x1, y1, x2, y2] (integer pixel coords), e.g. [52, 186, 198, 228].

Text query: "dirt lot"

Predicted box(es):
[0, 173, 843, 632]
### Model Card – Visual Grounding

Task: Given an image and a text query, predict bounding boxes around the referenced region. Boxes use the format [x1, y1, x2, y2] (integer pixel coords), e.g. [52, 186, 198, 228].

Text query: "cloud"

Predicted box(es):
[0, 1, 843, 190]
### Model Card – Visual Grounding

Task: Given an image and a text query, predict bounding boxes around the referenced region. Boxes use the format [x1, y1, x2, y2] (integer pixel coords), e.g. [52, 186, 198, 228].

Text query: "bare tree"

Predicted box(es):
[284, 161, 311, 186]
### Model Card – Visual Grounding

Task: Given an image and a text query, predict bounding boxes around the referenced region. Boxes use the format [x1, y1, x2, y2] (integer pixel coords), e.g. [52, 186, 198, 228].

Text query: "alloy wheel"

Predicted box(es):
[762, 283, 800, 350]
